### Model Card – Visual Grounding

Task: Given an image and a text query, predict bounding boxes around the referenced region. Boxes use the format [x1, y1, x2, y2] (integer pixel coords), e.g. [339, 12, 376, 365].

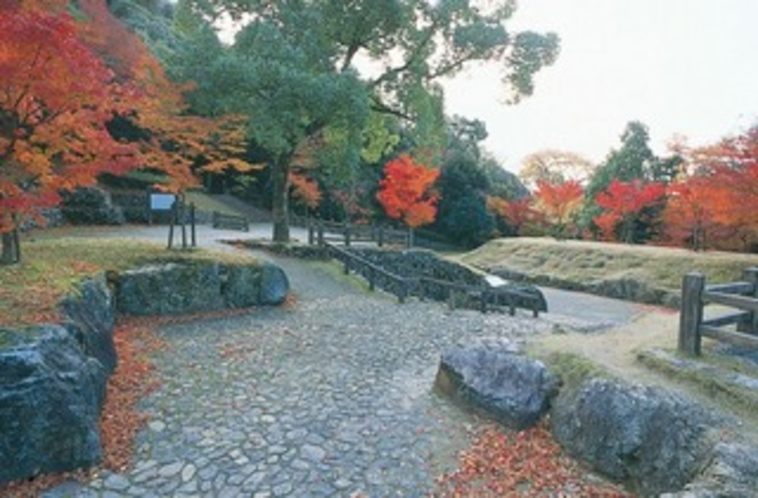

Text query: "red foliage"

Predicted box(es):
[0, 4, 139, 232]
[532, 180, 584, 236]
[660, 177, 733, 250]
[487, 196, 545, 235]
[435, 423, 631, 497]
[594, 179, 665, 242]
[376, 154, 440, 228]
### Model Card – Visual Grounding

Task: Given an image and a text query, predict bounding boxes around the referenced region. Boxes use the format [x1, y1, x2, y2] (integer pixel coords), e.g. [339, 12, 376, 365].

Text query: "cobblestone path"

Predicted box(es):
[45, 252, 555, 497]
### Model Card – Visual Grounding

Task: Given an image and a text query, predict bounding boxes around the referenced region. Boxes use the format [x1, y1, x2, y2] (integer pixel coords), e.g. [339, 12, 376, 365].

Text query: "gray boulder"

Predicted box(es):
[59, 274, 117, 374]
[116, 262, 225, 315]
[221, 264, 263, 308]
[435, 339, 559, 430]
[259, 262, 290, 305]
[663, 443, 758, 497]
[0, 325, 104, 483]
[551, 378, 724, 496]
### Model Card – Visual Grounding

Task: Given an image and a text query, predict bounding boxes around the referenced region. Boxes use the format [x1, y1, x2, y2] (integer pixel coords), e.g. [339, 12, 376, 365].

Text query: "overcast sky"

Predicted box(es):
[443, 0, 758, 173]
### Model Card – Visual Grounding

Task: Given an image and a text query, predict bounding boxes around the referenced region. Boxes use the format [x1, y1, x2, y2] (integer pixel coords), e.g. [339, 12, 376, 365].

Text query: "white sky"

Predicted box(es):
[443, 0, 758, 173]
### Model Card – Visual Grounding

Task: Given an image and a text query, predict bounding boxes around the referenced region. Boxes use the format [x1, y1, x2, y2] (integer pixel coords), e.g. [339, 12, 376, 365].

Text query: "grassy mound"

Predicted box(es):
[461, 237, 757, 307]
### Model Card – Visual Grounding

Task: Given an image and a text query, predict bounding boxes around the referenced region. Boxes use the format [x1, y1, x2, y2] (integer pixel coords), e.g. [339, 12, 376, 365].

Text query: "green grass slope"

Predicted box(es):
[461, 237, 757, 307]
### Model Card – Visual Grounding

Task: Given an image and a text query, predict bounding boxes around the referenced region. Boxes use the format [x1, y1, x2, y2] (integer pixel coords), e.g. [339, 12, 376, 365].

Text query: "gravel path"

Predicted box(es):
[40, 229, 632, 497]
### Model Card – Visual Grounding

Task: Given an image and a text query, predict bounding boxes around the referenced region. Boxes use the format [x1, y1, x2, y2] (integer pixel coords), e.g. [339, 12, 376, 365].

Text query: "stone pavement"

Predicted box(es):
[38, 225, 642, 497]
[39, 243, 569, 497]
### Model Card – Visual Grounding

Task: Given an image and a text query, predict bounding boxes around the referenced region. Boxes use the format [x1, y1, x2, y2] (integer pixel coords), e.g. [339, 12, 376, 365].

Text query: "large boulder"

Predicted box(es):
[115, 262, 225, 315]
[666, 442, 758, 497]
[435, 340, 559, 430]
[59, 274, 117, 374]
[0, 325, 104, 483]
[551, 378, 724, 496]
[259, 262, 289, 305]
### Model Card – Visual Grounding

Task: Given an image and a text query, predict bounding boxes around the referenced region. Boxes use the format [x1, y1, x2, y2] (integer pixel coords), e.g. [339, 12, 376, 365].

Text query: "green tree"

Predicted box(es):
[586, 121, 654, 199]
[175, 0, 559, 241]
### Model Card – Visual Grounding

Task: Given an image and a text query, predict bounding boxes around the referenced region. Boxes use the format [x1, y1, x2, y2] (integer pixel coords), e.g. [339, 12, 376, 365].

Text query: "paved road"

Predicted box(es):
[39, 224, 643, 497]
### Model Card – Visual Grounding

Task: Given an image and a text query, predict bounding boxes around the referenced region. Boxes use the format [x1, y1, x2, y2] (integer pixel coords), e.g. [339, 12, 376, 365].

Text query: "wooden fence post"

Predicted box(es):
[344, 222, 351, 246]
[189, 203, 196, 248]
[308, 218, 314, 245]
[407, 228, 414, 248]
[317, 220, 324, 246]
[679, 272, 705, 355]
[377, 225, 384, 247]
[739, 267, 758, 334]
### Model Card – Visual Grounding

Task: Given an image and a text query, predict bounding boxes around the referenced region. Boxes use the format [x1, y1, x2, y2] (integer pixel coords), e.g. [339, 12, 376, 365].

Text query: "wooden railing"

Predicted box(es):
[291, 216, 410, 247]
[326, 243, 412, 302]
[324, 242, 546, 316]
[212, 211, 249, 232]
[679, 267, 758, 355]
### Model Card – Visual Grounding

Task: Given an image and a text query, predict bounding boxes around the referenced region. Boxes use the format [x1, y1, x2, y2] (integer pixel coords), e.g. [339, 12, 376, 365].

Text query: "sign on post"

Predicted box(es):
[148, 193, 176, 224]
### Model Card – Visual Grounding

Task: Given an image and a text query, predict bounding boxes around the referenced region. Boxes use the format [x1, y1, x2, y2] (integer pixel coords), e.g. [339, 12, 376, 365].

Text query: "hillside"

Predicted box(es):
[460, 237, 758, 307]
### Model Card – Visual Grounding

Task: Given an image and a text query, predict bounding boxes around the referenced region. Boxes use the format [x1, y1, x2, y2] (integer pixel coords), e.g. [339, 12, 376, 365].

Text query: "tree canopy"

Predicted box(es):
[173, 0, 560, 241]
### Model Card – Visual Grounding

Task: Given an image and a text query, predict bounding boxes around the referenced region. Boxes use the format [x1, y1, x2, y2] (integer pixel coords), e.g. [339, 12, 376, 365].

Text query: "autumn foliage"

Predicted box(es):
[594, 179, 665, 242]
[289, 171, 322, 210]
[532, 180, 584, 237]
[0, 0, 253, 263]
[0, 4, 138, 234]
[376, 154, 440, 228]
[436, 423, 630, 497]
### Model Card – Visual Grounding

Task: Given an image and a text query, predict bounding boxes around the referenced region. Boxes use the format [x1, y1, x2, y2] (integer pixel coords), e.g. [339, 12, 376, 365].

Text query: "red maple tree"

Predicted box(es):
[532, 180, 584, 238]
[594, 179, 665, 243]
[376, 154, 440, 228]
[0, 3, 140, 263]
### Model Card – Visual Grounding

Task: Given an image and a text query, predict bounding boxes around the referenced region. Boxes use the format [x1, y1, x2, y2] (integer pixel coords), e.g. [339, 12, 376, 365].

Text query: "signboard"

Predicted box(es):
[150, 193, 176, 211]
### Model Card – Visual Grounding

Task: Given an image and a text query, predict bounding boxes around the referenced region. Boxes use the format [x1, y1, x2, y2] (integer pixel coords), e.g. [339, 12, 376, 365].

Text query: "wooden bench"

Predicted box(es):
[212, 211, 249, 231]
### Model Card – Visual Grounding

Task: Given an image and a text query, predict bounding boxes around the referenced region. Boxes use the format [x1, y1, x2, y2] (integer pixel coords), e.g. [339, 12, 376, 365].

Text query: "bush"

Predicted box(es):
[60, 187, 125, 226]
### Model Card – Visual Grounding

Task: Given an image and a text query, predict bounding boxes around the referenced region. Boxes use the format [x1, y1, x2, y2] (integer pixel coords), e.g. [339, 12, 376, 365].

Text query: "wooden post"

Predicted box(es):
[398, 280, 407, 304]
[190, 203, 197, 248]
[344, 221, 351, 246]
[308, 218, 314, 245]
[167, 202, 176, 249]
[377, 225, 384, 247]
[740, 267, 758, 334]
[368, 266, 375, 291]
[407, 227, 414, 248]
[448, 287, 456, 311]
[480, 289, 488, 313]
[679, 272, 705, 355]
[317, 220, 324, 246]
[179, 202, 188, 249]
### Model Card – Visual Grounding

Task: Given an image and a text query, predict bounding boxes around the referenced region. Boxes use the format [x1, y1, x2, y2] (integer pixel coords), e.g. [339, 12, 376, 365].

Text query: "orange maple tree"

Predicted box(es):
[660, 177, 732, 250]
[679, 126, 758, 250]
[376, 154, 440, 228]
[289, 171, 322, 210]
[0, 1, 253, 263]
[0, 3, 143, 263]
[594, 179, 665, 242]
[487, 196, 544, 236]
[532, 180, 584, 238]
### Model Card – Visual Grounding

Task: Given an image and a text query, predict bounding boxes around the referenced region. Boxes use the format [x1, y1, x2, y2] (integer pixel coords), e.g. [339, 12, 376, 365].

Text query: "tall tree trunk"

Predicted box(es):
[1, 230, 19, 265]
[271, 158, 291, 243]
